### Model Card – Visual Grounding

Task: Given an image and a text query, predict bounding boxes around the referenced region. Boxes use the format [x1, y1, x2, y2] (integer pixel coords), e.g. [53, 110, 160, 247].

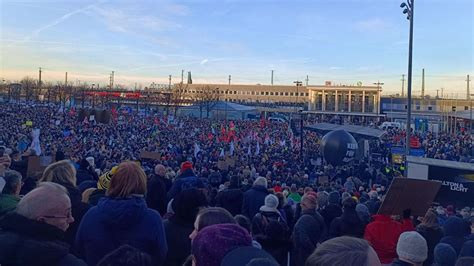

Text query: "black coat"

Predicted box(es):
[242, 185, 269, 219]
[215, 188, 243, 216]
[0, 213, 86, 266]
[146, 175, 168, 216]
[328, 209, 365, 239]
[58, 182, 90, 247]
[365, 199, 381, 215]
[320, 203, 342, 229]
[292, 209, 326, 266]
[163, 217, 194, 266]
[417, 225, 444, 266]
[76, 168, 97, 186]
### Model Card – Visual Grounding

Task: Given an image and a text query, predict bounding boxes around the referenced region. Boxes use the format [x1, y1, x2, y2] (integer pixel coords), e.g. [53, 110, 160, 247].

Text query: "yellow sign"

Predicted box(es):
[25, 121, 33, 126]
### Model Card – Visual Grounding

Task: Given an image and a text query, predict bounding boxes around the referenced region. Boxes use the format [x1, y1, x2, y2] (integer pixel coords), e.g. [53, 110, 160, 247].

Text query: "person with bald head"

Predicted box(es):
[146, 164, 169, 216]
[0, 182, 86, 266]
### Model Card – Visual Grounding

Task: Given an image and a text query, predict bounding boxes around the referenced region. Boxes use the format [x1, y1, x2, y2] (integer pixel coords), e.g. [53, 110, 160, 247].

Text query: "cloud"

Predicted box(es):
[354, 18, 388, 32]
[200, 59, 209, 65]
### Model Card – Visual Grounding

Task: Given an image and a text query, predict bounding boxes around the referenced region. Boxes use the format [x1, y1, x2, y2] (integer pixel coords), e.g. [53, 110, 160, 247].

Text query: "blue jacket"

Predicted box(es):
[75, 196, 167, 266]
[242, 185, 269, 219]
[167, 170, 204, 200]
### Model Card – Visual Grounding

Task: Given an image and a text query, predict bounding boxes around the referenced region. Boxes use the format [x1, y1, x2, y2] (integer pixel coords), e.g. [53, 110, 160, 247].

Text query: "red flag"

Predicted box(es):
[260, 117, 265, 128]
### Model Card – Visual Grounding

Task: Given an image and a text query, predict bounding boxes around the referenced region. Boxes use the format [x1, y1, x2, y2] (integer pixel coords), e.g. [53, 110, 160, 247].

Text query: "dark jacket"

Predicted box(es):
[440, 216, 469, 255]
[390, 259, 413, 266]
[215, 188, 244, 216]
[167, 170, 204, 200]
[76, 168, 97, 186]
[292, 209, 326, 266]
[329, 209, 366, 238]
[58, 182, 90, 247]
[0, 213, 86, 266]
[75, 196, 168, 266]
[417, 224, 444, 266]
[320, 203, 342, 229]
[163, 216, 194, 266]
[0, 194, 20, 218]
[365, 198, 381, 215]
[242, 185, 269, 219]
[87, 189, 106, 206]
[146, 174, 168, 216]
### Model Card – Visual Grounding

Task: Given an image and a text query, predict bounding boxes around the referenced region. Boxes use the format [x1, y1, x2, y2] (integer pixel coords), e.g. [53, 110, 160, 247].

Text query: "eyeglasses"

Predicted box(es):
[42, 210, 72, 220]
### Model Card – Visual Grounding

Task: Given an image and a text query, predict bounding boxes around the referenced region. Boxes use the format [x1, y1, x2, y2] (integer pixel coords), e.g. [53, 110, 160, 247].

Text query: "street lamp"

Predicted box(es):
[293, 80, 303, 113]
[400, 0, 415, 174]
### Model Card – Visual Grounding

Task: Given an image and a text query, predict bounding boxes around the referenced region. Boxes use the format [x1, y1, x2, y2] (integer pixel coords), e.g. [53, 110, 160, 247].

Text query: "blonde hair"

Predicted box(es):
[40, 160, 77, 186]
[82, 187, 97, 203]
[106, 161, 147, 198]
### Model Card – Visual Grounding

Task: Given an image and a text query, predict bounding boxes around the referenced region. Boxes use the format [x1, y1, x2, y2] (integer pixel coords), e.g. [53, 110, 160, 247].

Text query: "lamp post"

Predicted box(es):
[293, 80, 303, 115]
[400, 0, 415, 174]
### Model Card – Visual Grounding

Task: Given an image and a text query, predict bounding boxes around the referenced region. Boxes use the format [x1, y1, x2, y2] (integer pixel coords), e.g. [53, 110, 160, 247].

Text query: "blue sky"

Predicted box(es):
[0, 0, 472, 96]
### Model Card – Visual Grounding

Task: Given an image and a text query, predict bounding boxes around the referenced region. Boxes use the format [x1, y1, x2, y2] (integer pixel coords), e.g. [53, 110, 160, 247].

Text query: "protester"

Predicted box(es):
[88, 166, 116, 205]
[40, 160, 90, 246]
[75, 161, 167, 266]
[432, 243, 457, 266]
[146, 164, 168, 216]
[329, 197, 366, 238]
[215, 175, 244, 216]
[292, 193, 326, 266]
[163, 188, 208, 266]
[320, 191, 343, 228]
[167, 161, 204, 200]
[242, 176, 269, 219]
[305, 236, 381, 266]
[391, 231, 428, 266]
[0, 182, 85, 265]
[417, 209, 444, 266]
[440, 216, 470, 255]
[190, 223, 252, 266]
[0, 170, 22, 217]
[97, 245, 153, 266]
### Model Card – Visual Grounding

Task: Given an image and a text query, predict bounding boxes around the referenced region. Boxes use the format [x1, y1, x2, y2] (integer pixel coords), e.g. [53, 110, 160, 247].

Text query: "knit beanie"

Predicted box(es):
[98, 166, 118, 190]
[260, 194, 279, 213]
[192, 224, 252, 266]
[396, 232, 428, 264]
[328, 191, 340, 205]
[433, 243, 457, 266]
[181, 161, 193, 172]
[460, 240, 474, 257]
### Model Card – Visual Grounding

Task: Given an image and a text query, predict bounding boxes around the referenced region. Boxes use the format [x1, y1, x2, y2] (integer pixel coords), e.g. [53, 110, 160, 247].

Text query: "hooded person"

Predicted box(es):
[163, 188, 208, 266]
[391, 232, 428, 266]
[328, 197, 365, 239]
[355, 203, 371, 225]
[432, 243, 457, 266]
[215, 175, 244, 216]
[75, 162, 167, 266]
[320, 191, 343, 228]
[416, 209, 444, 266]
[167, 161, 205, 201]
[242, 177, 269, 219]
[365, 191, 381, 215]
[252, 194, 291, 265]
[440, 216, 469, 255]
[191, 224, 252, 266]
[460, 240, 474, 258]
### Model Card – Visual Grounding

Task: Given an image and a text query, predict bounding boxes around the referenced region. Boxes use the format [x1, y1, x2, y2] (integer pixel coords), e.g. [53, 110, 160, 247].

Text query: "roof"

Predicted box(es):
[184, 101, 257, 112]
[407, 156, 474, 171]
[304, 122, 387, 139]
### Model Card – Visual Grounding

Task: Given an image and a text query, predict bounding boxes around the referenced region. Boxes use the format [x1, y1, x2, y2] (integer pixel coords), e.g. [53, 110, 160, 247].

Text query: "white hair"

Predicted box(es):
[16, 182, 70, 220]
[253, 177, 268, 188]
[368, 191, 378, 200]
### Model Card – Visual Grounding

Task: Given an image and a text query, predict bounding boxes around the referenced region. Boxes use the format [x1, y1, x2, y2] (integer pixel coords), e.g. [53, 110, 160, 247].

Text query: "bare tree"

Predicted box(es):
[20, 76, 37, 102]
[193, 85, 220, 118]
[171, 82, 189, 116]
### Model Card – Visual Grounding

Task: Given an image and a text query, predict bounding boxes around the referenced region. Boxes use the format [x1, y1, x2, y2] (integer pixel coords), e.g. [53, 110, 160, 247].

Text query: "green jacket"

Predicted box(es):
[0, 194, 20, 217]
[288, 192, 302, 203]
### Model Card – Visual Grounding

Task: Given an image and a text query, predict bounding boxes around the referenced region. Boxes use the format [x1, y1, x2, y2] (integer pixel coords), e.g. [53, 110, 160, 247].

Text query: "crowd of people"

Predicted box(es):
[0, 102, 473, 266]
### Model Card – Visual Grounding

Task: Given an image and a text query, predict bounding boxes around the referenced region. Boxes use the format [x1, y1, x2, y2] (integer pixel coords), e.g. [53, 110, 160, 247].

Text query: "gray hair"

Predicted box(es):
[16, 182, 69, 220]
[317, 191, 329, 207]
[2, 170, 22, 194]
[253, 177, 268, 188]
[306, 236, 370, 266]
[368, 191, 378, 200]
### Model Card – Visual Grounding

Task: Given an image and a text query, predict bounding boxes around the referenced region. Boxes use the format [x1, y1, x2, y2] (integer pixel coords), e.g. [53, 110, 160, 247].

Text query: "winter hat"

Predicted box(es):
[301, 194, 318, 210]
[443, 216, 467, 237]
[355, 204, 370, 224]
[86, 156, 95, 167]
[221, 246, 278, 266]
[192, 224, 252, 266]
[172, 188, 208, 223]
[259, 194, 279, 213]
[181, 161, 193, 172]
[396, 232, 428, 264]
[341, 192, 352, 202]
[328, 191, 340, 205]
[460, 240, 474, 257]
[317, 191, 329, 207]
[253, 177, 268, 188]
[433, 243, 457, 266]
[98, 166, 118, 190]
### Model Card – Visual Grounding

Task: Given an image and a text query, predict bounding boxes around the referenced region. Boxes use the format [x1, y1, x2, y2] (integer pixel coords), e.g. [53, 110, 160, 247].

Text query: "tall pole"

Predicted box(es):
[38, 67, 42, 101]
[228, 75, 231, 85]
[421, 68, 425, 97]
[305, 75, 309, 86]
[271, 70, 274, 86]
[468, 75, 472, 136]
[300, 111, 304, 161]
[467, 75, 470, 100]
[401, 0, 415, 174]
[401, 74, 405, 97]
[181, 69, 184, 83]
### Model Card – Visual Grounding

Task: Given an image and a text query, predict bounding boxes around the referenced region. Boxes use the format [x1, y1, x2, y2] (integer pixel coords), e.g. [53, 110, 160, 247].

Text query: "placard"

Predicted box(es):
[139, 151, 161, 160]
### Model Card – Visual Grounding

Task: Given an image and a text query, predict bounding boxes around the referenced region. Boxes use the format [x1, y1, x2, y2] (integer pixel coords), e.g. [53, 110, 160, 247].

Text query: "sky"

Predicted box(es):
[0, 0, 473, 96]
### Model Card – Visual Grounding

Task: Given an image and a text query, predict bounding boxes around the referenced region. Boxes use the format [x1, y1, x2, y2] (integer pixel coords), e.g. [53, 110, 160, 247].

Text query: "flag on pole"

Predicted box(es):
[230, 141, 235, 156]
[219, 148, 225, 157]
[30, 129, 41, 156]
[247, 145, 251, 155]
[255, 142, 260, 155]
[194, 142, 201, 158]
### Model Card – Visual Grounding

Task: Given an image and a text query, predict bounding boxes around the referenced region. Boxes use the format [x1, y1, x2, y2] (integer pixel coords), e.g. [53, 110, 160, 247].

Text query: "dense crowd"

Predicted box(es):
[0, 102, 473, 266]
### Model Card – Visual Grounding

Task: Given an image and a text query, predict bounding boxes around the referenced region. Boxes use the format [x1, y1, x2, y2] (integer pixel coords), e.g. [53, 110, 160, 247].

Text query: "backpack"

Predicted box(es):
[255, 212, 290, 240]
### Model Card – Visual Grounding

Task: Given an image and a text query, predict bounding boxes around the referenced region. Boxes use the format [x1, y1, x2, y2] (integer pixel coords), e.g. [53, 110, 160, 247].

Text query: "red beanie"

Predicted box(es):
[181, 161, 193, 172]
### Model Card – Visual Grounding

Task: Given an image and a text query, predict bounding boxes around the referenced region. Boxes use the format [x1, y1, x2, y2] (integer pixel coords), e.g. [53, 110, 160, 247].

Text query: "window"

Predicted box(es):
[234, 91, 237, 94]
[265, 92, 269, 95]
[290, 92, 294, 96]
[465, 106, 469, 110]
[404, 105, 407, 110]
[251, 91, 255, 95]
[428, 106, 433, 111]
[225, 90, 228, 94]
[270, 92, 274, 96]
[306, 93, 309, 96]
[285, 92, 289, 96]
[416, 106, 420, 110]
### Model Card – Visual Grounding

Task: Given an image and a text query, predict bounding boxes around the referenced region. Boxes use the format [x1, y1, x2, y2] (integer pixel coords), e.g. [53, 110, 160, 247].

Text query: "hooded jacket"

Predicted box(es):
[75, 196, 167, 266]
[364, 215, 414, 264]
[242, 185, 269, 219]
[440, 216, 469, 255]
[0, 213, 86, 266]
[167, 169, 204, 200]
